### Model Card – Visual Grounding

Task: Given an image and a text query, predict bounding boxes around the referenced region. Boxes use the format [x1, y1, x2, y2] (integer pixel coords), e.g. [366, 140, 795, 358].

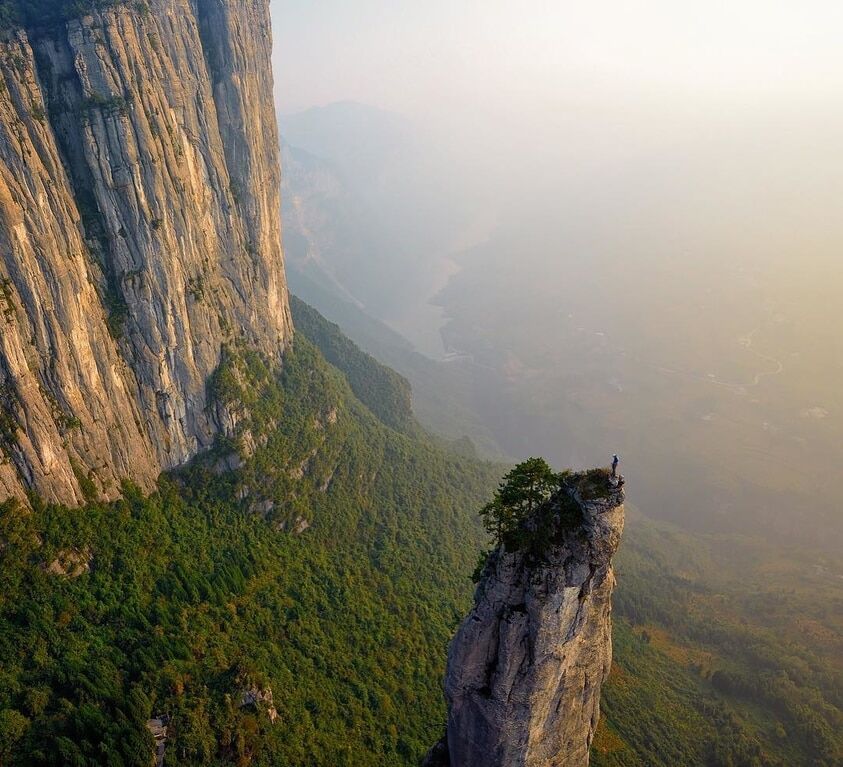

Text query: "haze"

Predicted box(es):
[272, 1, 843, 107]
[271, 0, 843, 551]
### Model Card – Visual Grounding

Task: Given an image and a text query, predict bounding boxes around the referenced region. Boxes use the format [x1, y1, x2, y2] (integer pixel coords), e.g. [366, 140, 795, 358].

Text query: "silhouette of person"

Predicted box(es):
[611, 454, 619, 478]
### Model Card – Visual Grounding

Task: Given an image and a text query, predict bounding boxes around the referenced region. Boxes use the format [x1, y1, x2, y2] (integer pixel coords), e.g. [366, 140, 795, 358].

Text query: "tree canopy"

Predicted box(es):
[479, 457, 558, 547]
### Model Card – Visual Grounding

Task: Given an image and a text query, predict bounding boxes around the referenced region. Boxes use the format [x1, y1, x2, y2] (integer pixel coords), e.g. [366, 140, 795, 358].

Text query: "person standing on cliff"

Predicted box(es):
[611, 454, 620, 478]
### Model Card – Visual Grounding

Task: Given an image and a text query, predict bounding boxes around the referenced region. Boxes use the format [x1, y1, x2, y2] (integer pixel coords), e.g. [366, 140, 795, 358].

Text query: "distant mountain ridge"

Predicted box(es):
[279, 101, 410, 185]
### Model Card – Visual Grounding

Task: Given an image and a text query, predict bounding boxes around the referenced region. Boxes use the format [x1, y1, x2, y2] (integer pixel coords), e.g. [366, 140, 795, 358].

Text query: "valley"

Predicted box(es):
[278, 100, 843, 766]
[0, 2, 839, 765]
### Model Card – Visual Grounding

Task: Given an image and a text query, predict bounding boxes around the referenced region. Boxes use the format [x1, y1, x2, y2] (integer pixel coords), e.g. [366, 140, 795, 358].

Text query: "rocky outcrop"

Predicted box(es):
[146, 717, 168, 767]
[240, 684, 279, 724]
[430, 476, 625, 767]
[0, 0, 292, 505]
[43, 546, 93, 578]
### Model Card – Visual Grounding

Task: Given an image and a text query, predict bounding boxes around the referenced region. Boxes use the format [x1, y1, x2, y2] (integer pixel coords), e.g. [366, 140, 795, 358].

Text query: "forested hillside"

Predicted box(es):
[0, 325, 499, 765]
[291, 298, 843, 767]
[290, 302, 843, 767]
[1, 300, 839, 766]
[594, 520, 843, 767]
[289, 295, 417, 435]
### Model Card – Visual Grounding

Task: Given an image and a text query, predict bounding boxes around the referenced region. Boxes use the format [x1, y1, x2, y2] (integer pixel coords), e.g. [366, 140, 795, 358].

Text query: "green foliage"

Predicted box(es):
[69, 459, 98, 501]
[478, 457, 558, 548]
[82, 92, 130, 118]
[592, 520, 843, 767]
[0, 296, 837, 766]
[0, 382, 20, 454]
[0, 278, 16, 323]
[290, 294, 418, 434]
[0, 334, 498, 766]
[0, 709, 29, 762]
[102, 281, 129, 338]
[28, 104, 46, 123]
[0, 0, 124, 29]
[470, 549, 489, 584]
[572, 467, 614, 500]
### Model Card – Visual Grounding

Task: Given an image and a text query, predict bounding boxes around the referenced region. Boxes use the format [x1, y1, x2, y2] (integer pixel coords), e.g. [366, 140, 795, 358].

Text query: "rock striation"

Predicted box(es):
[0, 0, 292, 505]
[428, 475, 625, 767]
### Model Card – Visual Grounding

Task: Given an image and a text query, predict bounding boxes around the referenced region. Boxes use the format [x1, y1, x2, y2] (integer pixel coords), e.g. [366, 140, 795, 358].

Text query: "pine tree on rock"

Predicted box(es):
[479, 457, 558, 547]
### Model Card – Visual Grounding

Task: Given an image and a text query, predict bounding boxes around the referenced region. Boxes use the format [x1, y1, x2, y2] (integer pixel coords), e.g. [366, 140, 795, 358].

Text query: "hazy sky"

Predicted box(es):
[270, 2, 843, 549]
[271, 0, 843, 116]
[269, 0, 843, 225]
[271, 1, 843, 273]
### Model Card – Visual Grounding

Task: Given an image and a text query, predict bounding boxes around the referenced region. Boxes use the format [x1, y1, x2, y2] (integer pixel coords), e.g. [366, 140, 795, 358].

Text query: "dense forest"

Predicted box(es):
[289, 296, 418, 436]
[0, 301, 840, 766]
[0, 320, 499, 765]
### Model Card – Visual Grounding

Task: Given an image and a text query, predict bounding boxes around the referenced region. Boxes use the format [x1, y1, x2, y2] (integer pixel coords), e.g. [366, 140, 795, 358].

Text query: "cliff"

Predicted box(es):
[0, 0, 292, 505]
[427, 474, 625, 767]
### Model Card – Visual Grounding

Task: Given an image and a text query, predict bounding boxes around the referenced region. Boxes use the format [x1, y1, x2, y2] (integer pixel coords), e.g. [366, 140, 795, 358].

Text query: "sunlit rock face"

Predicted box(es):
[0, 0, 292, 505]
[429, 479, 625, 767]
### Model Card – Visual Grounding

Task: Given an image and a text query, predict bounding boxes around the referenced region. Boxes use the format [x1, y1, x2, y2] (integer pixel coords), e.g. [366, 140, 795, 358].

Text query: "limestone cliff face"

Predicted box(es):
[0, 0, 292, 505]
[429, 479, 625, 767]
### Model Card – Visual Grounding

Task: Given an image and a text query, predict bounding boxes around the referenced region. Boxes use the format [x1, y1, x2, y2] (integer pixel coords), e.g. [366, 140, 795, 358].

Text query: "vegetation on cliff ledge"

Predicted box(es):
[478, 457, 557, 545]
[477, 460, 612, 562]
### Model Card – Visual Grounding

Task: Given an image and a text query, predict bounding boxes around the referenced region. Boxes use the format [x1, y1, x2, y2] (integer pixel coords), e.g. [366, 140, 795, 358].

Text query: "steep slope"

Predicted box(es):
[429, 476, 625, 767]
[0, 315, 501, 766]
[0, 0, 291, 506]
[286, 263, 507, 459]
[289, 294, 417, 435]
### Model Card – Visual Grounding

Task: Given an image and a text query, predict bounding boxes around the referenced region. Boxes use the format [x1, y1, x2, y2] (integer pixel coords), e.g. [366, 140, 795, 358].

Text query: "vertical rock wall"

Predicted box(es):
[0, 0, 292, 505]
[431, 480, 625, 767]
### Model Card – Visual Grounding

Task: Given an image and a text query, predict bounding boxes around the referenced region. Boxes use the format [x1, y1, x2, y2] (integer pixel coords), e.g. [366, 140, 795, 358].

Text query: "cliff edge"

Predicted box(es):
[0, 0, 292, 505]
[427, 471, 625, 767]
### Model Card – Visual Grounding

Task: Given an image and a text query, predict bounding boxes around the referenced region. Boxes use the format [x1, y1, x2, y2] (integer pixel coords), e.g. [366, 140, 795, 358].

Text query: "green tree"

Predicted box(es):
[0, 709, 29, 764]
[479, 458, 558, 547]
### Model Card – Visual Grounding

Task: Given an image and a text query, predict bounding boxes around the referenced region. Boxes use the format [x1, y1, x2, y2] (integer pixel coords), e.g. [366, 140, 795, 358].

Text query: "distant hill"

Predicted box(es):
[279, 101, 411, 186]
[279, 101, 477, 344]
